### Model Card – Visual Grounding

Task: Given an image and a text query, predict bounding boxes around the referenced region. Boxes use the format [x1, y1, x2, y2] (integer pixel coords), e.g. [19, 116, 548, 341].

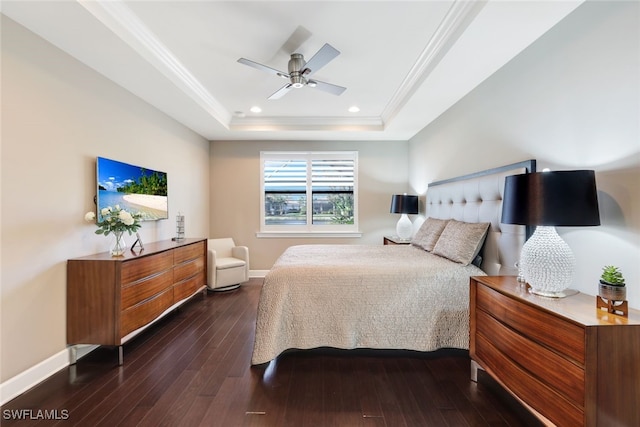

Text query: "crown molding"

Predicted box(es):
[381, 0, 487, 125]
[78, 0, 231, 127]
[229, 116, 384, 132]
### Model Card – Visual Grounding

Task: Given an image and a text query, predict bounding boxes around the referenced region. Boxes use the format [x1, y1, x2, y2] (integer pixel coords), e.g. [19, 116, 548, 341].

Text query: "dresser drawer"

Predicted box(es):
[120, 288, 174, 338]
[174, 257, 205, 283]
[121, 251, 173, 286]
[174, 274, 203, 302]
[476, 284, 585, 365]
[476, 309, 585, 407]
[121, 269, 173, 311]
[174, 241, 205, 264]
[476, 333, 583, 427]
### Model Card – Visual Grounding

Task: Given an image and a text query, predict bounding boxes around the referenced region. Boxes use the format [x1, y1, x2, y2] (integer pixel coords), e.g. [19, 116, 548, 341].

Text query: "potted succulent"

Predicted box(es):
[599, 265, 626, 301]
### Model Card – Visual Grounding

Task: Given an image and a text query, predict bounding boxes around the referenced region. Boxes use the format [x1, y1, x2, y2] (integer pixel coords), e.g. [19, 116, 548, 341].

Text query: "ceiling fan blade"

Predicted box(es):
[237, 58, 288, 78]
[302, 43, 340, 76]
[281, 25, 312, 55]
[268, 84, 293, 100]
[309, 80, 346, 96]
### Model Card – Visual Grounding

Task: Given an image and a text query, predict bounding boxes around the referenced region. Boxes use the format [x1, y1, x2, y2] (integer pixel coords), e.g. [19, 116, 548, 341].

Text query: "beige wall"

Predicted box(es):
[210, 140, 410, 269]
[409, 1, 640, 308]
[1, 16, 210, 383]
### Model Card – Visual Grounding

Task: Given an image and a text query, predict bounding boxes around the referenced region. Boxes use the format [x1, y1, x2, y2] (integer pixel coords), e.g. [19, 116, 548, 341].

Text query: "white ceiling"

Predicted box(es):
[1, 0, 583, 141]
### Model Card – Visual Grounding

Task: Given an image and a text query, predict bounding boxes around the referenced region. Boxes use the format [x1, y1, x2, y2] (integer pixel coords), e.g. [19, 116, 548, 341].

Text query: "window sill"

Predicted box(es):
[256, 231, 362, 238]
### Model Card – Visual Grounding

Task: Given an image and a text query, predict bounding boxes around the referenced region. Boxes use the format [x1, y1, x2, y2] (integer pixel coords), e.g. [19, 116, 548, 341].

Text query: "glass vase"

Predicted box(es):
[111, 230, 126, 256]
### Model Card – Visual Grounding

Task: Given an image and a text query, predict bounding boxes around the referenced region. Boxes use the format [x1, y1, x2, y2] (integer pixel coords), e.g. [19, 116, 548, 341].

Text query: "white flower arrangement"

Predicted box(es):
[84, 205, 142, 236]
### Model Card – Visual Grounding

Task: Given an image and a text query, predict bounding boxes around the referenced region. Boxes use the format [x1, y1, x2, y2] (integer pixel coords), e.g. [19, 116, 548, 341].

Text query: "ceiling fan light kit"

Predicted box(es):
[238, 43, 346, 99]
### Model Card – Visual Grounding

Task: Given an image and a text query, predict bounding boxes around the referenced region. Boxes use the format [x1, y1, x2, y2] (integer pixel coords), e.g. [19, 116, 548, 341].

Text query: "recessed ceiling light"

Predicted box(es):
[250, 106, 262, 113]
[348, 106, 360, 113]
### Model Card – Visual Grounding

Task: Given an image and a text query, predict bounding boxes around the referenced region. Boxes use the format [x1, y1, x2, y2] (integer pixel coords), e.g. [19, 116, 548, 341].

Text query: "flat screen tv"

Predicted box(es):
[96, 157, 168, 221]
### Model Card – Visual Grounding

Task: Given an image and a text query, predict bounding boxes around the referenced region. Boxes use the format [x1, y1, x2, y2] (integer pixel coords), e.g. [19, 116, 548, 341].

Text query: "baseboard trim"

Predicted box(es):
[249, 270, 268, 278]
[0, 344, 101, 406]
[0, 349, 69, 406]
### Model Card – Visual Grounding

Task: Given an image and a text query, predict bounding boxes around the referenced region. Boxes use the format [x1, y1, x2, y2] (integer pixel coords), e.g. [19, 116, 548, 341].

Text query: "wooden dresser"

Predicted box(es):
[67, 238, 207, 363]
[470, 276, 640, 427]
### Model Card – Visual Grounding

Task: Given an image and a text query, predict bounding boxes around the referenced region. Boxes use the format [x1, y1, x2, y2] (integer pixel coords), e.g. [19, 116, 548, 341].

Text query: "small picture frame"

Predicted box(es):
[131, 232, 144, 252]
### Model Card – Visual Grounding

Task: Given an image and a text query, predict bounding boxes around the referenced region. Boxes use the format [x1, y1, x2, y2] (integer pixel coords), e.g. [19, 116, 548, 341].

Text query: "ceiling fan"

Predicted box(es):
[237, 43, 346, 100]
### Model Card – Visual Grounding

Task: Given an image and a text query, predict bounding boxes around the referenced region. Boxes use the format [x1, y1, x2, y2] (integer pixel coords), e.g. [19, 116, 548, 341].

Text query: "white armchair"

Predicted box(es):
[207, 238, 249, 291]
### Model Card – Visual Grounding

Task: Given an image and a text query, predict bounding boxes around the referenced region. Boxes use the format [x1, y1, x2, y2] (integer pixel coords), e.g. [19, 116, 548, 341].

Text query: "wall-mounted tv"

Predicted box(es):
[96, 157, 168, 221]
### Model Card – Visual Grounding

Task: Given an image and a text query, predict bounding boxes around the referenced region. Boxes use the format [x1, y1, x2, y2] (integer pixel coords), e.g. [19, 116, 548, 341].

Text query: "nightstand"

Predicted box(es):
[383, 235, 411, 245]
[470, 275, 640, 427]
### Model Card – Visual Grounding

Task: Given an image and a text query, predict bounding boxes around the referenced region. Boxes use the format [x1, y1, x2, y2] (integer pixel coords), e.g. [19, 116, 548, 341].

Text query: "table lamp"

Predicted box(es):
[501, 170, 600, 297]
[390, 194, 419, 240]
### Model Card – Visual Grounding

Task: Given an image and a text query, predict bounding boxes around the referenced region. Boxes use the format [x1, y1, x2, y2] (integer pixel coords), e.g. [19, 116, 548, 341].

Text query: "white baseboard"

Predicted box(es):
[0, 349, 69, 406]
[0, 345, 99, 406]
[249, 270, 268, 278]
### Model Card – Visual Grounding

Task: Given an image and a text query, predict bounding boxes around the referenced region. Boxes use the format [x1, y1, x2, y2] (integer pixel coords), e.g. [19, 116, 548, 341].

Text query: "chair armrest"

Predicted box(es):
[232, 246, 249, 263]
[208, 248, 217, 262]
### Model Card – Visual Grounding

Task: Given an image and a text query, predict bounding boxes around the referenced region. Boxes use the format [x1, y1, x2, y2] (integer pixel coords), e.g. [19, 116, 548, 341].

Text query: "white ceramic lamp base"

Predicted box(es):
[520, 226, 576, 298]
[395, 214, 413, 240]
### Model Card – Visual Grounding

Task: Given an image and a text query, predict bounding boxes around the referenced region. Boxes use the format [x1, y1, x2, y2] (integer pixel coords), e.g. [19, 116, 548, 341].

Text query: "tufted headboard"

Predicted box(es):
[425, 160, 536, 276]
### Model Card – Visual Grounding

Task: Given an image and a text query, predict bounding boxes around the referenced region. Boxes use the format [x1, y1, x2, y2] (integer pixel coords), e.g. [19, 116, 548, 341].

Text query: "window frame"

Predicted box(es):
[258, 151, 360, 237]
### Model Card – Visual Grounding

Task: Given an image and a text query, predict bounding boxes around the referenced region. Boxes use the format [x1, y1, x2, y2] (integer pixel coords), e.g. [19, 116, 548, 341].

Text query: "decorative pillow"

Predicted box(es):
[411, 218, 449, 252]
[432, 220, 491, 265]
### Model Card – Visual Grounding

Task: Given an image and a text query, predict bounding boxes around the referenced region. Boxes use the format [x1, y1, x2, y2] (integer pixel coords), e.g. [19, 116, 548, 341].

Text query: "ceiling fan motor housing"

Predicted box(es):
[288, 53, 307, 88]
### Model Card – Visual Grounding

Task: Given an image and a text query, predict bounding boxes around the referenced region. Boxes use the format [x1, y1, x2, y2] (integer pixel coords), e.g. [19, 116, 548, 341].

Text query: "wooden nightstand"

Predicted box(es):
[383, 235, 411, 245]
[470, 276, 640, 427]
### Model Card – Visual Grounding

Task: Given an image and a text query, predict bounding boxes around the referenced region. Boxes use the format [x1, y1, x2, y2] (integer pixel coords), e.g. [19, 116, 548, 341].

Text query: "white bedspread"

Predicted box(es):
[251, 244, 486, 365]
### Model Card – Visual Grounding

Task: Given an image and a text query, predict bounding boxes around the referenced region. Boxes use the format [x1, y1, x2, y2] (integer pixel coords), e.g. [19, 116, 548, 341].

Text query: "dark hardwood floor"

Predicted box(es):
[2, 278, 540, 426]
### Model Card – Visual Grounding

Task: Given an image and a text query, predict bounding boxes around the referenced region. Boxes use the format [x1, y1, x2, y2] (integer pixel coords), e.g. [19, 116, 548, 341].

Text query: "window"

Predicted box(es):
[260, 151, 358, 235]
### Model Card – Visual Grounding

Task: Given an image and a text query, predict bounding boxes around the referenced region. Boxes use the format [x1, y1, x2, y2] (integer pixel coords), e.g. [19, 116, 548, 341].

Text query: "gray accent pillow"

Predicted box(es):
[411, 218, 449, 252]
[432, 220, 490, 265]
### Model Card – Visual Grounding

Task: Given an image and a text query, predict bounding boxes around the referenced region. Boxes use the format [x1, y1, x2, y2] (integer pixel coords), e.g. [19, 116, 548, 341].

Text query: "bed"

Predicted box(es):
[251, 160, 536, 365]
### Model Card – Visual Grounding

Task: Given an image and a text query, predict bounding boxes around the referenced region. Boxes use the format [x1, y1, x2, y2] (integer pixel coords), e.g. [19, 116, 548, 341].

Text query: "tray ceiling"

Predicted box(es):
[2, 1, 583, 141]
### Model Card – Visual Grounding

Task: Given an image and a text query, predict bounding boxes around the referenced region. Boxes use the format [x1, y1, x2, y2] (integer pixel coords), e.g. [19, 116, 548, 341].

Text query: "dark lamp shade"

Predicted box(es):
[390, 194, 419, 214]
[502, 170, 600, 226]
